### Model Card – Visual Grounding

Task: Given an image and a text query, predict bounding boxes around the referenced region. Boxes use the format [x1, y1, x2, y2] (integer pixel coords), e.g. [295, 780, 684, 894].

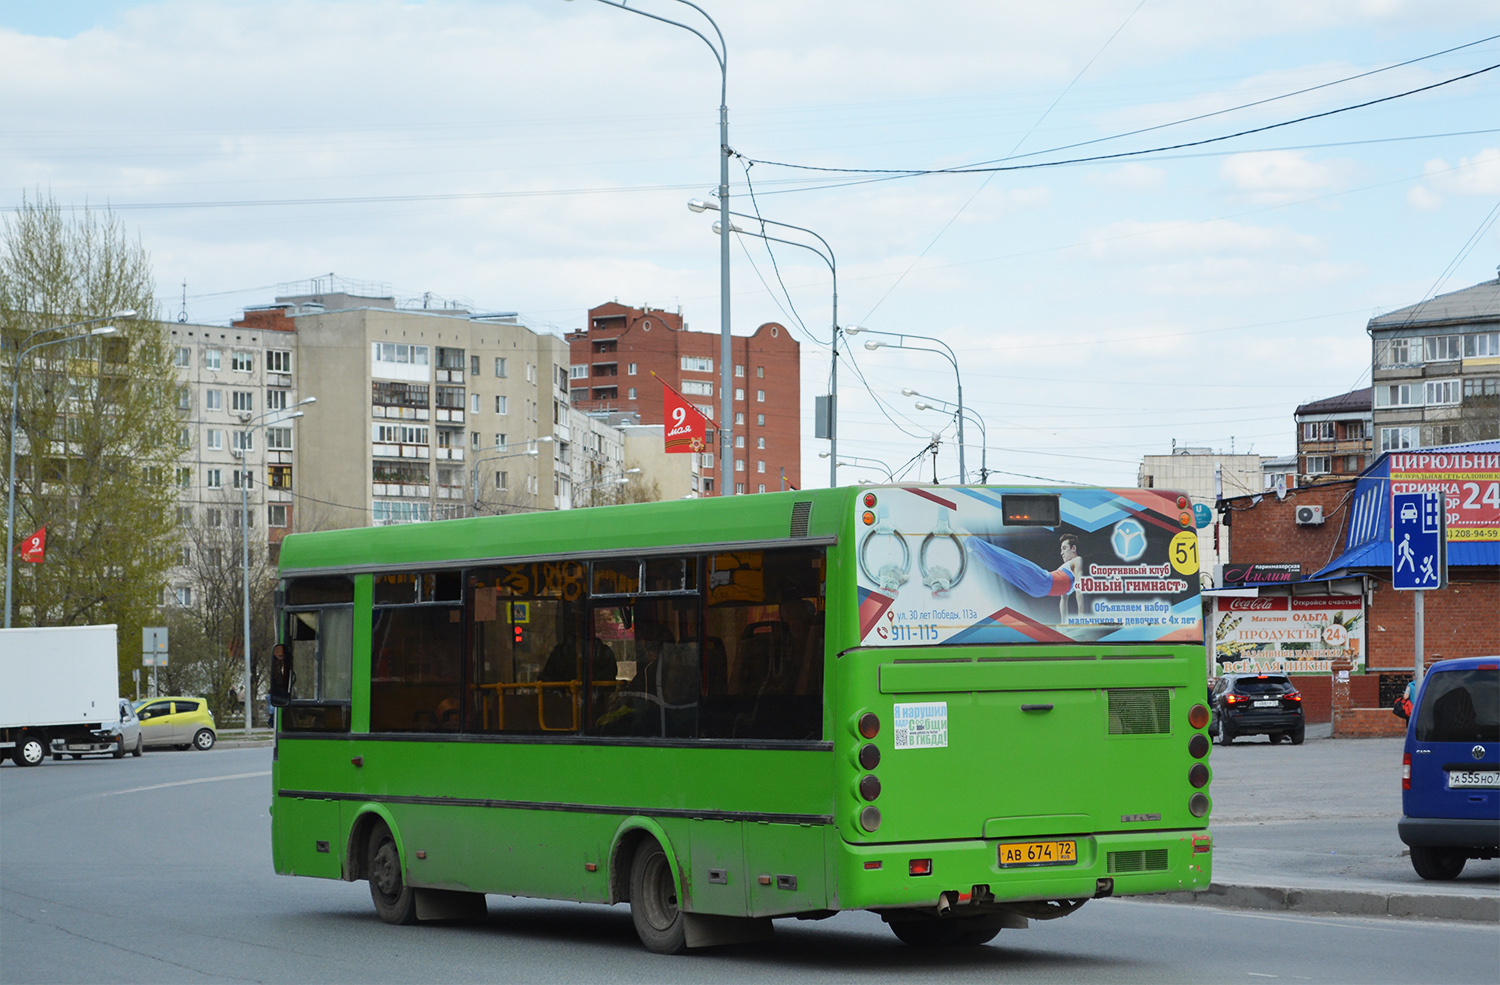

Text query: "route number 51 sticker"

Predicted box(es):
[1169, 531, 1199, 575]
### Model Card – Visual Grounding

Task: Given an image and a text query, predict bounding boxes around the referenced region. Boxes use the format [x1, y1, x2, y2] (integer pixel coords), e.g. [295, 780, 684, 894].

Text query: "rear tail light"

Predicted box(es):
[1192, 834, 1212, 854]
[1188, 734, 1209, 758]
[1188, 704, 1210, 729]
[860, 806, 882, 832]
[1225, 694, 1246, 705]
[858, 713, 880, 739]
[1402, 752, 1411, 791]
[909, 859, 932, 876]
[1189, 793, 1210, 818]
[864, 860, 882, 870]
[859, 775, 882, 801]
[1189, 763, 1210, 788]
[858, 743, 881, 770]
[1286, 692, 1302, 702]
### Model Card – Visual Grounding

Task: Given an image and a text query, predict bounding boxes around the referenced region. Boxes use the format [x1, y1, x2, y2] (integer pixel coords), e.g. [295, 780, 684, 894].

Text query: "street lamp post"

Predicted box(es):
[471, 437, 554, 513]
[700, 205, 840, 488]
[906, 388, 989, 483]
[573, 0, 734, 493]
[236, 397, 314, 734]
[6, 314, 132, 628]
[817, 452, 895, 482]
[847, 327, 966, 484]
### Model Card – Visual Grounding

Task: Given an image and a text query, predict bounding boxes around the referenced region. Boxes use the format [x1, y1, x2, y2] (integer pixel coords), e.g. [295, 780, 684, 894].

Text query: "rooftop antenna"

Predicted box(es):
[177, 280, 188, 323]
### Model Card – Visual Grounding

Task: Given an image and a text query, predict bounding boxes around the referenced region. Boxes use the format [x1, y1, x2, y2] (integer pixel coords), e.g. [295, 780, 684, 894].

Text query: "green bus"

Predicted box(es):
[269, 484, 1213, 952]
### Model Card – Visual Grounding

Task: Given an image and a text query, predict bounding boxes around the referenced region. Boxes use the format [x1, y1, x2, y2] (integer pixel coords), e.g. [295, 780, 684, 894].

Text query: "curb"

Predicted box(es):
[1151, 882, 1499, 923]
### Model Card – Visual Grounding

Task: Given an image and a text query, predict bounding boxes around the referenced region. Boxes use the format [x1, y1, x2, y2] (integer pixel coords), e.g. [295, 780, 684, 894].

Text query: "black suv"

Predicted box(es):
[1210, 673, 1305, 745]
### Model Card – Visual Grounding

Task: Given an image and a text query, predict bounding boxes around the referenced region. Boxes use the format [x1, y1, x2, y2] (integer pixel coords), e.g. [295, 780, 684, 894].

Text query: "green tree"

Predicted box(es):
[2, 194, 181, 692]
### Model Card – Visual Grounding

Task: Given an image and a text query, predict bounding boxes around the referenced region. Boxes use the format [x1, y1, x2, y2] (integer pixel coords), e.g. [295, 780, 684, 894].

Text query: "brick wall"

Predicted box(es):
[1223, 481, 1355, 574]
[1330, 656, 1407, 737]
[1288, 675, 1331, 723]
[1363, 573, 1500, 669]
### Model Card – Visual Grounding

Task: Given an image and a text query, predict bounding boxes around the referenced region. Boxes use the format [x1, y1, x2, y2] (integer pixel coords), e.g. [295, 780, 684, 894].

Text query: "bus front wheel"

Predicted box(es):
[629, 838, 686, 954]
[367, 820, 418, 925]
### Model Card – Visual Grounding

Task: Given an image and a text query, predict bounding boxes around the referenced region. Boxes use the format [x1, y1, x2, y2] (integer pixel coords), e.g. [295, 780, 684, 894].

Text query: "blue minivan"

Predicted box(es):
[1398, 656, 1499, 880]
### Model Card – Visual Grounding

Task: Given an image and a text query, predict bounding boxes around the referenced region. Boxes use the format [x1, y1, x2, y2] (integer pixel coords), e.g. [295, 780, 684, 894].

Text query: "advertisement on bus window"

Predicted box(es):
[854, 486, 1203, 646]
[1210, 596, 1364, 673]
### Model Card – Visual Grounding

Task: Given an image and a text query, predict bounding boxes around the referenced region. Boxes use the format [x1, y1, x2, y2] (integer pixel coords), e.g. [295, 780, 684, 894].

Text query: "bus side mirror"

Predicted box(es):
[268, 643, 292, 708]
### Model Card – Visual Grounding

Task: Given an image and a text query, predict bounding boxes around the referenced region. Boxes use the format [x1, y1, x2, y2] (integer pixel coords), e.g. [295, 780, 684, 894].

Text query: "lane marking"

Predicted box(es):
[99, 770, 271, 797]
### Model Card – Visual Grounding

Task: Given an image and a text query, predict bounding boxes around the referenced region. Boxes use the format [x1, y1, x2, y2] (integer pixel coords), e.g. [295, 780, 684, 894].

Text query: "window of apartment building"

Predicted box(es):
[757, 414, 765, 426]
[205, 428, 222, 451]
[702, 452, 714, 469]
[205, 389, 222, 411]
[735, 459, 745, 472]
[734, 388, 745, 401]
[205, 349, 222, 371]
[569, 364, 587, 381]
[1431, 425, 1463, 446]
[372, 382, 430, 409]
[734, 412, 745, 426]
[177, 386, 191, 410]
[1345, 455, 1362, 471]
[1465, 332, 1500, 358]
[1305, 456, 1330, 475]
[1301, 422, 1336, 440]
[268, 504, 289, 528]
[1346, 421, 1366, 440]
[1375, 384, 1420, 408]
[1378, 338, 1417, 366]
[270, 465, 292, 489]
[1380, 427, 1418, 452]
[267, 350, 291, 373]
[433, 385, 463, 411]
[232, 391, 253, 412]
[682, 356, 713, 373]
[1464, 377, 1500, 398]
[1423, 335, 1461, 362]
[471, 393, 481, 414]
[757, 460, 766, 473]
[174, 346, 191, 368]
[175, 587, 193, 608]
[756, 390, 765, 402]
[373, 342, 430, 367]
[266, 427, 293, 450]
[735, 435, 745, 448]
[232, 351, 253, 373]
[495, 395, 508, 414]
[177, 427, 191, 449]
[435, 347, 465, 372]
[756, 366, 764, 378]
[230, 505, 254, 528]
[372, 461, 429, 486]
[232, 431, 253, 453]
[735, 483, 745, 494]
[175, 467, 192, 488]
[526, 363, 536, 384]
[470, 355, 481, 376]
[205, 468, 222, 489]
[528, 474, 538, 495]
[703, 477, 715, 492]
[1425, 379, 1460, 405]
[757, 484, 766, 494]
[233, 470, 255, 490]
[756, 436, 765, 449]
[682, 380, 713, 396]
[627, 363, 637, 375]
[693, 403, 714, 420]
[266, 389, 288, 411]
[177, 506, 192, 527]
[627, 387, 636, 400]
[735, 364, 745, 377]
[206, 508, 222, 528]
[557, 366, 568, 391]
[495, 471, 508, 490]
[470, 432, 480, 450]
[374, 424, 428, 446]
[496, 357, 508, 378]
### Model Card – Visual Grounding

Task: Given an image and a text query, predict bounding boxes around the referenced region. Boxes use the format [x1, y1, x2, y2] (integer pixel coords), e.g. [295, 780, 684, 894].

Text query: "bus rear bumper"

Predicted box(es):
[835, 828, 1212, 913]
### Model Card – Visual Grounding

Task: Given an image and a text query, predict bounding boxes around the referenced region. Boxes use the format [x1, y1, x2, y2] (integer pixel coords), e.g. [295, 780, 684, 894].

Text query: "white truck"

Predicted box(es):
[0, 625, 121, 767]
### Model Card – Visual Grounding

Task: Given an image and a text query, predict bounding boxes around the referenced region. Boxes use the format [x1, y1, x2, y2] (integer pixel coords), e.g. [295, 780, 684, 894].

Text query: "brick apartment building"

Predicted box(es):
[1294, 387, 1373, 484]
[567, 302, 801, 495]
[1215, 440, 1500, 736]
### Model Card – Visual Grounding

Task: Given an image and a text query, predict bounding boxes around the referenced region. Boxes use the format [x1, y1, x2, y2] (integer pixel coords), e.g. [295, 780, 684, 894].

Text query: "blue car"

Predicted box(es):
[1398, 656, 1499, 880]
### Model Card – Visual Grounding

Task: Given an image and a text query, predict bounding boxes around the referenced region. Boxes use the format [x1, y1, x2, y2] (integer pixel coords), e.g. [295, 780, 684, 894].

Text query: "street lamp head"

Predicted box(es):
[817, 452, 830, 459]
[901, 388, 918, 397]
[843, 326, 866, 336]
[711, 220, 744, 235]
[914, 402, 930, 411]
[537, 435, 555, 444]
[864, 340, 886, 351]
[295, 396, 317, 407]
[687, 198, 713, 213]
[287, 411, 305, 420]
[112, 309, 138, 320]
[88, 326, 119, 337]
[624, 467, 642, 474]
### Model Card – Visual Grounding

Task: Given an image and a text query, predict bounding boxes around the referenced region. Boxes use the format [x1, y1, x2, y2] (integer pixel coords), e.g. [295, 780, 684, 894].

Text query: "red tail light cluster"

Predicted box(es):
[1189, 703, 1211, 817]
[1402, 752, 1412, 791]
[1286, 691, 1302, 702]
[855, 712, 882, 831]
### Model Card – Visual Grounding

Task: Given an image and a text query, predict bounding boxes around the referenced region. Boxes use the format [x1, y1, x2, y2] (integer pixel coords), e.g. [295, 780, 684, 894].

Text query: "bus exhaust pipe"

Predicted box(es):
[936, 891, 960, 917]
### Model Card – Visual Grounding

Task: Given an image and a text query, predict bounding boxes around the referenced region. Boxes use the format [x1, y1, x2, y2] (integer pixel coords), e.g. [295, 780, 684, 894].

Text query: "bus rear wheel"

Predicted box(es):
[889, 915, 1003, 947]
[367, 820, 418, 924]
[629, 838, 686, 954]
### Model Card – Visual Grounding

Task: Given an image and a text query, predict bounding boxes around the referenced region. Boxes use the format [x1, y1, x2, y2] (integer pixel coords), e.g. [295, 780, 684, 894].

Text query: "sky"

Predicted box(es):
[3, 0, 1498, 491]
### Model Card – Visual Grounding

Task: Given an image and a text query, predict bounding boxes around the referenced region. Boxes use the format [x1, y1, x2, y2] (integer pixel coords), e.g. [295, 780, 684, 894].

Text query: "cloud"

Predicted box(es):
[1086, 164, 1167, 190]
[1082, 219, 1324, 261]
[1127, 257, 1365, 297]
[1406, 184, 1443, 212]
[1404, 148, 1500, 211]
[1218, 151, 1355, 205]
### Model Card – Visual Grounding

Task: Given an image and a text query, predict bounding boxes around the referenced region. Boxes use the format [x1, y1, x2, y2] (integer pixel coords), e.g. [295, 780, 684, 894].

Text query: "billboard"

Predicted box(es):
[854, 486, 1203, 647]
[1211, 596, 1364, 674]
[1389, 451, 1500, 542]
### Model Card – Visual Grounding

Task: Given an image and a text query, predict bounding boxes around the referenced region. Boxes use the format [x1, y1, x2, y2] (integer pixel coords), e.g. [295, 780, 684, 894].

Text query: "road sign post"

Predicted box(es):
[1392, 490, 1446, 685]
[142, 626, 168, 698]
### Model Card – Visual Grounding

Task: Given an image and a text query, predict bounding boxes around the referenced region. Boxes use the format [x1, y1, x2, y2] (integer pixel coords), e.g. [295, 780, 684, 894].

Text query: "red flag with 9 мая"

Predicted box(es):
[19, 527, 46, 563]
[661, 379, 709, 453]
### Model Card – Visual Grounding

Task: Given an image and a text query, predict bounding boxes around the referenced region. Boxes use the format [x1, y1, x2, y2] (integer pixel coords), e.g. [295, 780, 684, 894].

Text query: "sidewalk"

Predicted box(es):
[1157, 723, 1498, 921]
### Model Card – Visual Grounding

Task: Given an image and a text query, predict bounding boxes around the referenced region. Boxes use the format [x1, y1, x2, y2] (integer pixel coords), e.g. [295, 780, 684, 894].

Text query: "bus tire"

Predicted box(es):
[367, 820, 418, 925]
[629, 838, 686, 954]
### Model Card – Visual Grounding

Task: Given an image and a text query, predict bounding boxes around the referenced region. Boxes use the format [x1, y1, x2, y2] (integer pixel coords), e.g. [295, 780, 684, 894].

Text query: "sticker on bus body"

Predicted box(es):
[893, 702, 948, 749]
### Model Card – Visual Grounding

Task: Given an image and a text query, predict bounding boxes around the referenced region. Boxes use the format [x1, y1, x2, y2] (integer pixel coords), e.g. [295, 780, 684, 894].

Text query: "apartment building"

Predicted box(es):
[567, 302, 801, 495]
[1138, 446, 1271, 588]
[1369, 271, 1500, 453]
[235, 288, 572, 530]
[1293, 387, 1373, 483]
[164, 317, 304, 606]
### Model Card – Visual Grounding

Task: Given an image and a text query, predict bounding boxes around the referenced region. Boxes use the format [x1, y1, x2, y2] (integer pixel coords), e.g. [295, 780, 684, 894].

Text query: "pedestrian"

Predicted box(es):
[1393, 677, 1416, 721]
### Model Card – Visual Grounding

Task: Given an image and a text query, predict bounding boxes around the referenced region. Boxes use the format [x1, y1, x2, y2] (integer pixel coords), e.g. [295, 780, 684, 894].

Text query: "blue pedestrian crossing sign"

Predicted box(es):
[1392, 489, 1446, 591]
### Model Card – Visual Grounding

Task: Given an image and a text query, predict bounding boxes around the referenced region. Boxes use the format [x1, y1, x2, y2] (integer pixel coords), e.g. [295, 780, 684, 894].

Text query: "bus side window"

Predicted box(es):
[278, 577, 354, 733]
[370, 572, 464, 734]
[700, 548, 825, 741]
[467, 565, 588, 735]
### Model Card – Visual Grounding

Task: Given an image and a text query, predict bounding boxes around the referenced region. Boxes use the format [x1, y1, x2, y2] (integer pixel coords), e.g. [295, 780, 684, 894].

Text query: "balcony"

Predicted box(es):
[435, 446, 465, 461]
[372, 483, 430, 498]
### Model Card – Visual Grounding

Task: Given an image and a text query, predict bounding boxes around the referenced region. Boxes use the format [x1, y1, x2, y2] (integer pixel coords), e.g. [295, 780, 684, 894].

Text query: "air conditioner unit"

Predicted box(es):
[1295, 505, 1324, 526]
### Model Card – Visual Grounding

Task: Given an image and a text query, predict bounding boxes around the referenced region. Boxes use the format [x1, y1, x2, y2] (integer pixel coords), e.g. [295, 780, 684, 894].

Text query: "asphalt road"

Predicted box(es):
[2, 747, 1496, 984]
